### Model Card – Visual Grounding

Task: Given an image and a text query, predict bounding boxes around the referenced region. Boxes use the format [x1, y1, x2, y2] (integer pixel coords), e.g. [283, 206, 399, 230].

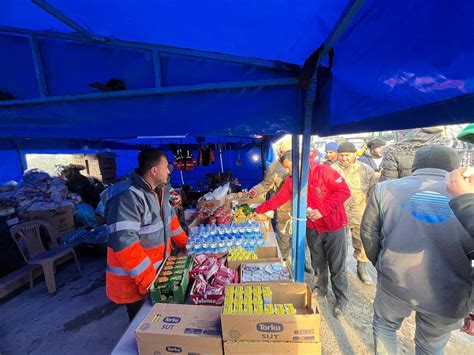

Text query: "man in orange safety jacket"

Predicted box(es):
[103, 148, 188, 321]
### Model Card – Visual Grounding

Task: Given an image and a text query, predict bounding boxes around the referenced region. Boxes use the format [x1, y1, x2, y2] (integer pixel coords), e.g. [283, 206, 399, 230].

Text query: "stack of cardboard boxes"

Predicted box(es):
[221, 283, 321, 354]
[135, 283, 321, 354]
[72, 153, 117, 184]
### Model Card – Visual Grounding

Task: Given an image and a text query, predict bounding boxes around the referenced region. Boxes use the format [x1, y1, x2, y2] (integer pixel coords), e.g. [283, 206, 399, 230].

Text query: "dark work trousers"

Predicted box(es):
[306, 228, 348, 306]
[126, 299, 145, 323]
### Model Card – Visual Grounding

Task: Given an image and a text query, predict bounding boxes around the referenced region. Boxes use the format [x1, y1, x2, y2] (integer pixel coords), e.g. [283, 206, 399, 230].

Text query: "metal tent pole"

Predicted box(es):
[291, 135, 300, 279]
[294, 0, 367, 282]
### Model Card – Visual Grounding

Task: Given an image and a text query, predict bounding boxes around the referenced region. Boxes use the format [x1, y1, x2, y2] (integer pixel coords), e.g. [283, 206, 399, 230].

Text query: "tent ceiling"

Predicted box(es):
[0, 0, 349, 65]
[0, 0, 473, 140]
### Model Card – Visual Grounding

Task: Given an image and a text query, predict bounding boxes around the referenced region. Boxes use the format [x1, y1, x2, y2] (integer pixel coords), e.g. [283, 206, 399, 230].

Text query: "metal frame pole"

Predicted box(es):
[294, 0, 367, 282]
[291, 134, 300, 279]
[29, 34, 48, 97]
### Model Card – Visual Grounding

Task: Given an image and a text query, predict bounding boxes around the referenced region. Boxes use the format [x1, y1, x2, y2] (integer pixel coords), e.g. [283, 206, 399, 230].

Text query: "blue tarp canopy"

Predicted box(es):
[0, 0, 472, 139]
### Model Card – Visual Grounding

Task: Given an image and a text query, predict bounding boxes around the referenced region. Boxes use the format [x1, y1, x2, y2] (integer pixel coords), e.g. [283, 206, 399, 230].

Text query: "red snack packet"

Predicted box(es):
[194, 274, 207, 295]
[205, 284, 224, 296]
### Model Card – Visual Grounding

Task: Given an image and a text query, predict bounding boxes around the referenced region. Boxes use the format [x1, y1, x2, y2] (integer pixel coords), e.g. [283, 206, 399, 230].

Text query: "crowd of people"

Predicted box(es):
[99, 124, 472, 354]
[251, 125, 473, 354]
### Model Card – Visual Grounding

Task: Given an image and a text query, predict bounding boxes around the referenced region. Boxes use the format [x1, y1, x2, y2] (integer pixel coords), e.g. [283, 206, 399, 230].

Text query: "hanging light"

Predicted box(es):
[251, 154, 260, 162]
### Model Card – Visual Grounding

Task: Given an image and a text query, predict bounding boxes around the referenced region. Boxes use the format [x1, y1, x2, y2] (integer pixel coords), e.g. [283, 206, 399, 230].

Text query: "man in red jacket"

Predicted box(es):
[256, 151, 351, 319]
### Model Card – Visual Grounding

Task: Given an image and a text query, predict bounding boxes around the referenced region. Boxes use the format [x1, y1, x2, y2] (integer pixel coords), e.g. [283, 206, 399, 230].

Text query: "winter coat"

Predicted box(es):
[332, 161, 377, 227]
[104, 173, 187, 304]
[252, 160, 291, 223]
[256, 163, 351, 233]
[449, 193, 474, 237]
[379, 127, 446, 181]
[361, 169, 473, 319]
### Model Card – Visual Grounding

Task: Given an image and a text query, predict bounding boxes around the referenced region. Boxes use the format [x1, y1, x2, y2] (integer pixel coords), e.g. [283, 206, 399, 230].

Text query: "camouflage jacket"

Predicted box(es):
[252, 160, 291, 220]
[332, 161, 376, 225]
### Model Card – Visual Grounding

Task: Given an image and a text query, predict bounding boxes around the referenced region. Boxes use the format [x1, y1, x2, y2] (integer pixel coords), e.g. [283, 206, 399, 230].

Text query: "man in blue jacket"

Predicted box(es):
[361, 145, 473, 354]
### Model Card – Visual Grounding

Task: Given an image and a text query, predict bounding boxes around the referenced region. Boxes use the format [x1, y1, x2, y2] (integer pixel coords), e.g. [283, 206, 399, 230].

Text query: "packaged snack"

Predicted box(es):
[223, 304, 233, 315]
[262, 286, 272, 304]
[263, 304, 274, 315]
[224, 292, 234, 305]
[226, 285, 235, 295]
[244, 286, 253, 295]
[252, 294, 263, 305]
[284, 303, 297, 315]
[233, 293, 243, 305]
[169, 275, 182, 282]
[233, 304, 244, 315]
[243, 294, 253, 304]
[253, 304, 264, 315]
[243, 304, 253, 314]
[274, 304, 285, 315]
[235, 286, 244, 296]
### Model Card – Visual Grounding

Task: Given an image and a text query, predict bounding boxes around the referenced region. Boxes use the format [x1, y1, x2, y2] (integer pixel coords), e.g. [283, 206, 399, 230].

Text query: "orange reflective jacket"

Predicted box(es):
[104, 174, 187, 304]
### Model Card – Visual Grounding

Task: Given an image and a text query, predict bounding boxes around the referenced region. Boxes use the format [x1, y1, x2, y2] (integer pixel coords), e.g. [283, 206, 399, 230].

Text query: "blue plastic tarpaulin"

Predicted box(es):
[0, 0, 472, 140]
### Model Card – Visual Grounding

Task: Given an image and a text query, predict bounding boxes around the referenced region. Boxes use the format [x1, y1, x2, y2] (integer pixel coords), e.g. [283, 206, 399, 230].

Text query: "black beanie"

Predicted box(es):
[337, 142, 357, 153]
[412, 145, 459, 173]
[367, 139, 386, 150]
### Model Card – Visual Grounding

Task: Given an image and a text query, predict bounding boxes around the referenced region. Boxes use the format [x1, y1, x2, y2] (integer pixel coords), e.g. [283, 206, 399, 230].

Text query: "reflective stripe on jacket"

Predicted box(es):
[104, 173, 188, 304]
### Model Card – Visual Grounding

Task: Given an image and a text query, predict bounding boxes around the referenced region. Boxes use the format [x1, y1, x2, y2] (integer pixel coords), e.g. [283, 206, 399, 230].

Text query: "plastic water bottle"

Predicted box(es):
[210, 238, 218, 253]
[252, 221, 260, 233]
[193, 240, 202, 254]
[218, 237, 226, 253]
[186, 241, 194, 253]
[202, 240, 210, 253]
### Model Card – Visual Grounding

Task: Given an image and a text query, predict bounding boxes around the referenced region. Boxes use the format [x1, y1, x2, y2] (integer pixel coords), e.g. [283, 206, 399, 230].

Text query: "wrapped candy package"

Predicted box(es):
[241, 262, 291, 283]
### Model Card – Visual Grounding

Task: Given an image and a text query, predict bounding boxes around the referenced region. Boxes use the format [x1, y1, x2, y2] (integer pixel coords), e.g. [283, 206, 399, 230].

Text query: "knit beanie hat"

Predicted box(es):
[325, 142, 339, 152]
[337, 142, 357, 153]
[367, 138, 386, 150]
[412, 145, 460, 173]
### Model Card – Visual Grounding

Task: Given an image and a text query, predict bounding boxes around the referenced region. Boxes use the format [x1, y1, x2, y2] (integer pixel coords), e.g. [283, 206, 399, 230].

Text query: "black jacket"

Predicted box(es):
[449, 193, 474, 237]
[379, 127, 446, 182]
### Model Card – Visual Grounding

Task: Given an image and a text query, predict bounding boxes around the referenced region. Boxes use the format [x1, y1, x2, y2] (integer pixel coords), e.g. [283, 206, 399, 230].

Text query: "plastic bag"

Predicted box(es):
[74, 202, 98, 228]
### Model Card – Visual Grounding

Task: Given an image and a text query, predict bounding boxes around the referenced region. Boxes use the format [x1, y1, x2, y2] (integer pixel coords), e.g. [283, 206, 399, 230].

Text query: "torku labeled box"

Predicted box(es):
[224, 340, 321, 354]
[226, 246, 281, 270]
[221, 283, 320, 343]
[136, 303, 223, 355]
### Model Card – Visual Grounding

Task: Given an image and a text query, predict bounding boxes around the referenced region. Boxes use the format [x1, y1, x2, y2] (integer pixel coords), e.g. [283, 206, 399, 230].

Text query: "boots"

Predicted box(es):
[357, 261, 373, 285]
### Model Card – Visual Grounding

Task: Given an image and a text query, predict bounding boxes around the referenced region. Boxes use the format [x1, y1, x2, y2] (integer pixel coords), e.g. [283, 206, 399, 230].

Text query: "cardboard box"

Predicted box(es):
[26, 205, 75, 236]
[226, 245, 281, 270]
[149, 255, 193, 304]
[73, 153, 117, 182]
[224, 341, 321, 354]
[197, 199, 225, 209]
[136, 303, 223, 355]
[221, 283, 320, 343]
[225, 197, 266, 210]
[189, 280, 226, 306]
